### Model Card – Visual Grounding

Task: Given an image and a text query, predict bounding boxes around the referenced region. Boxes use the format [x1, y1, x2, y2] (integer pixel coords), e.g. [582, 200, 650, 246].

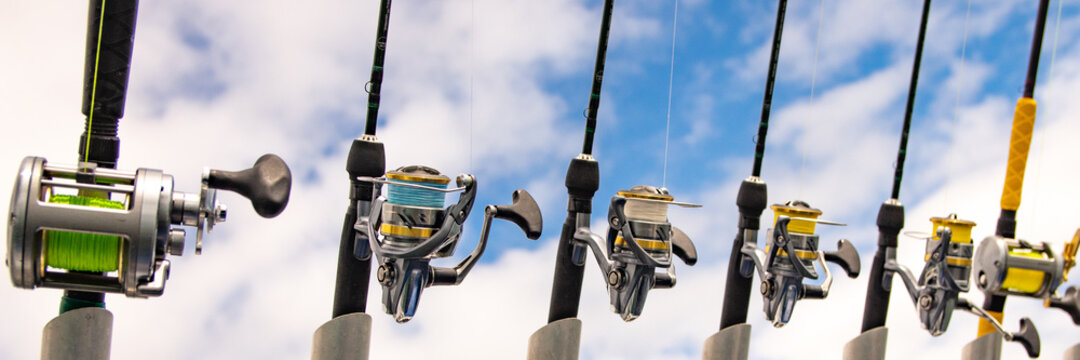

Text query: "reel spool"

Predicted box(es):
[7, 155, 292, 297]
[740, 200, 860, 327]
[572, 186, 699, 321]
[356, 165, 542, 323]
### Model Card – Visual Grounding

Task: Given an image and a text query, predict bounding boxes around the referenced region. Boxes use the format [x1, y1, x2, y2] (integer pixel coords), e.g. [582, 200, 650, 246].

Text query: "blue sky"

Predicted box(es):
[3, 0, 1080, 359]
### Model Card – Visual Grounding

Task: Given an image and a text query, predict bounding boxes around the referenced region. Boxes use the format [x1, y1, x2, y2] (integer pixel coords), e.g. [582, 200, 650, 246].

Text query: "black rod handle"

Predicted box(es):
[78, 0, 139, 168]
[207, 154, 292, 218]
[859, 201, 903, 332]
[719, 179, 767, 329]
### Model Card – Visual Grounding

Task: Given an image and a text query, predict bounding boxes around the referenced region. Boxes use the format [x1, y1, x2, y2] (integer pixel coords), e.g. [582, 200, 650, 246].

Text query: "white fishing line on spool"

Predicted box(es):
[624, 199, 670, 223]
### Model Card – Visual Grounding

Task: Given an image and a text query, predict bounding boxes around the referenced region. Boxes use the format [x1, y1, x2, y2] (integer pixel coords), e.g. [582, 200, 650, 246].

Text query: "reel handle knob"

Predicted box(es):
[206, 154, 292, 218]
[823, 239, 861, 278]
[1048, 286, 1080, 325]
[494, 189, 543, 240]
[1013, 317, 1041, 358]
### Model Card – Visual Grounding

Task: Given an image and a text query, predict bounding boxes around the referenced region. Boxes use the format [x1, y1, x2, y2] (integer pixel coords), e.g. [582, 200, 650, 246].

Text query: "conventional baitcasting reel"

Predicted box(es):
[973, 227, 1080, 325]
[571, 186, 699, 321]
[885, 215, 1039, 357]
[355, 165, 542, 323]
[740, 200, 860, 327]
[7, 155, 292, 297]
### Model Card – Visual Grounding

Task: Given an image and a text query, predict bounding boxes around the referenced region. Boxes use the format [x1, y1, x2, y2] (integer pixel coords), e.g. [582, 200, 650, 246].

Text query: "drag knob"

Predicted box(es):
[494, 190, 543, 240]
[207, 154, 292, 217]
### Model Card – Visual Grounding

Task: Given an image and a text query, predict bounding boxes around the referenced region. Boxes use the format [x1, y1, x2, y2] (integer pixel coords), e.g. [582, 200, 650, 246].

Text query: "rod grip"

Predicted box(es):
[1000, 98, 1037, 211]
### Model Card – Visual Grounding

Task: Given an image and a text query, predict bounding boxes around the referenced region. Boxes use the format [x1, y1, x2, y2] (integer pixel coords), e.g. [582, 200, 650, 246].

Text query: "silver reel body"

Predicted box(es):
[974, 236, 1064, 298]
[740, 201, 860, 327]
[8, 157, 221, 297]
[886, 227, 974, 336]
[572, 186, 699, 321]
[355, 166, 542, 323]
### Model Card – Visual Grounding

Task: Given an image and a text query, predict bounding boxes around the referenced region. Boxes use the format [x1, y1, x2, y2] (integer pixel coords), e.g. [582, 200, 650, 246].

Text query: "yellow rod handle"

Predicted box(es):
[977, 310, 1005, 338]
[1000, 98, 1038, 211]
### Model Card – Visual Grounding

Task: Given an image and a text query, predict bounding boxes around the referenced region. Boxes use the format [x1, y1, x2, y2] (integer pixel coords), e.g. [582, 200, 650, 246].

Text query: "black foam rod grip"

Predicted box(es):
[494, 190, 543, 240]
[1049, 286, 1080, 325]
[824, 239, 861, 278]
[1014, 317, 1041, 358]
[671, 227, 697, 266]
[207, 154, 292, 218]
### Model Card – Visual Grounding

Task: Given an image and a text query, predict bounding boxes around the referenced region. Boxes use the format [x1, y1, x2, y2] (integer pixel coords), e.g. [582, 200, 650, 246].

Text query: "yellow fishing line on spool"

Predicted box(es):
[43, 194, 123, 272]
[1001, 249, 1048, 295]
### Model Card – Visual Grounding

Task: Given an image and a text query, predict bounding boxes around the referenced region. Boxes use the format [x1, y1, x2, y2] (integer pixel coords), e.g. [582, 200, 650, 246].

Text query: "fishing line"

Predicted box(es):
[469, 0, 475, 172]
[1026, 0, 1064, 234]
[83, 0, 108, 163]
[943, 0, 972, 212]
[662, 0, 679, 188]
[799, 0, 826, 199]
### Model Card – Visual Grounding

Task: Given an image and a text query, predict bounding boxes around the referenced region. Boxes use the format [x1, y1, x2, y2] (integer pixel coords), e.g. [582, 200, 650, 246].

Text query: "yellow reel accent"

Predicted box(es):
[614, 236, 669, 251]
[1064, 229, 1079, 282]
[766, 246, 818, 260]
[379, 223, 435, 238]
[1000, 98, 1037, 211]
[929, 215, 976, 244]
[772, 204, 822, 234]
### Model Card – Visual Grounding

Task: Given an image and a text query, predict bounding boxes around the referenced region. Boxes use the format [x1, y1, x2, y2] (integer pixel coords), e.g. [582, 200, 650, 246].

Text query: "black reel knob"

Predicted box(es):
[207, 154, 292, 218]
[823, 239, 861, 278]
[1013, 317, 1041, 358]
[1049, 286, 1080, 325]
[494, 190, 543, 240]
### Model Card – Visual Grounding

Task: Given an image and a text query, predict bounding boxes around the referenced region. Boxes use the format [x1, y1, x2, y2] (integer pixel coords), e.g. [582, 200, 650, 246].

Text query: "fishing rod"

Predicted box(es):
[525, 1, 611, 358]
[845, 1, 1038, 358]
[314, 0, 542, 357]
[7, 1, 293, 359]
[963, 0, 1080, 358]
[706, 1, 860, 358]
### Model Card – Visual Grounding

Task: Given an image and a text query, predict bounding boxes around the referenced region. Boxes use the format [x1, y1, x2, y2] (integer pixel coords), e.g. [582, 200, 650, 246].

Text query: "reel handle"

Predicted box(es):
[1013, 317, 1041, 358]
[823, 239, 861, 278]
[206, 154, 292, 218]
[1047, 286, 1080, 325]
[671, 227, 697, 266]
[494, 190, 543, 240]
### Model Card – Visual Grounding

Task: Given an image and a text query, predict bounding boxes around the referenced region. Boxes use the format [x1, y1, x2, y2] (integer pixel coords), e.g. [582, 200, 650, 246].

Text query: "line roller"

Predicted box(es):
[8, 154, 292, 297]
[571, 186, 699, 321]
[355, 165, 542, 323]
[738, 200, 860, 327]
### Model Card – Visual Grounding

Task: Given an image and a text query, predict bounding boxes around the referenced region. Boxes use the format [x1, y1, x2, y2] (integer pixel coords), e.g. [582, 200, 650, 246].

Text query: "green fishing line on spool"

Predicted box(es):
[43, 194, 123, 272]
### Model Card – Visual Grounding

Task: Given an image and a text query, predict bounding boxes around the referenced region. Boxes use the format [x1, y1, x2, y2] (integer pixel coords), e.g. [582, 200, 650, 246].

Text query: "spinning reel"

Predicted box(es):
[7, 155, 292, 298]
[571, 186, 699, 321]
[740, 200, 860, 327]
[884, 215, 1039, 357]
[355, 165, 542, 323]
[973, 227, 1080, 325]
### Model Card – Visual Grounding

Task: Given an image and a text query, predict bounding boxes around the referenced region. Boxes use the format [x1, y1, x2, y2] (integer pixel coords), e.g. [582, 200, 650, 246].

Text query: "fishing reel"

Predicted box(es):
[740, 200, 860, 327]
[355, 165, 542, 323]
[571, 186, 699, 321]
[973, 227, 1080, 325]
[885, 215, 1039, 356]
[7, 155, 292, 297]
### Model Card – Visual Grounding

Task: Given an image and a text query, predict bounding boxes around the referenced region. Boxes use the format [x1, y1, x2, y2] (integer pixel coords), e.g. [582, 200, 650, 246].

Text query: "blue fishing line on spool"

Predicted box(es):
[387, 179, 447, 208]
